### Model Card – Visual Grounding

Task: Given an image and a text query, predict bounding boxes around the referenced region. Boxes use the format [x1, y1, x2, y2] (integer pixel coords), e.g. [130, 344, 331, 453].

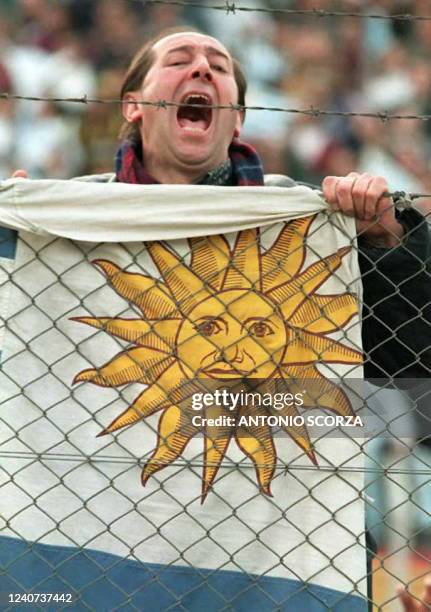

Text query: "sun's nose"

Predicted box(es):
[219, 344, 242, 364]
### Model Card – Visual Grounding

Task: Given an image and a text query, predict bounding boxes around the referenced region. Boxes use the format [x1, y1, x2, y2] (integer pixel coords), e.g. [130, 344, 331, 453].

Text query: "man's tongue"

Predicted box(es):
[177, 102, 211, 131]
[178, 117, 207, 130]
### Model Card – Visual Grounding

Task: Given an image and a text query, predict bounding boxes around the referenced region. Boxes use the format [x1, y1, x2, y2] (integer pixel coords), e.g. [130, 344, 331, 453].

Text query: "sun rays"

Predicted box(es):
[72, 215, 362, 500]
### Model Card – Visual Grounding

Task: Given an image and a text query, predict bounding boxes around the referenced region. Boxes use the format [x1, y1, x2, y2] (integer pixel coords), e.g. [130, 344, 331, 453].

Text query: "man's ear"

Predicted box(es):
[233, 110, 244, 139]
[122, 92, 143, 123]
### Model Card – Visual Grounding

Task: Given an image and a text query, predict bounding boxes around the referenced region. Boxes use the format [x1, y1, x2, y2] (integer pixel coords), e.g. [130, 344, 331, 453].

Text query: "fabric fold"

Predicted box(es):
[0, 179, 327, 241]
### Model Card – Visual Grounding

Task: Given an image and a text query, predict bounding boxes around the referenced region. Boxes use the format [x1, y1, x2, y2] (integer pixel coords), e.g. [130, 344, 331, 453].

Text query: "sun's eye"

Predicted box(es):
[195, 320, 222, 336]
[249, 321, 274, 337]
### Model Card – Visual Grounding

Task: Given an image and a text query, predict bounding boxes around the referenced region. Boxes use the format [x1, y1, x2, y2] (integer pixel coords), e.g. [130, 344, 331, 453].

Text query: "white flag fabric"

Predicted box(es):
[0, 182, 367, 611]
[0, 178, 327, 240]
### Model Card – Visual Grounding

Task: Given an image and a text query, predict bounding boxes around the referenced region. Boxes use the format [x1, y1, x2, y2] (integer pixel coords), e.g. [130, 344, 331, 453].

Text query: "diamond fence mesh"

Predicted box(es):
[0, 203, 430, 611]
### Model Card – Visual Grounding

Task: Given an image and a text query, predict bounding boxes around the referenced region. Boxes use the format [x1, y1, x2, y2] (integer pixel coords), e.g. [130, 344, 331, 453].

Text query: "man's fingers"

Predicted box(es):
[322, 173, 359, 215]
[322, 173, 393, 223]
[335, 175, 356, 215]
[323, 172, 401, 244]
[321, 175, 339, 208]
[421, 578, 431, 610]
[365, 176, 391, 220]
[351, 173, 373, 220]
[396, 585, 417, 612]
[396, 580, 431, 612]
[12, 169, 28, 179]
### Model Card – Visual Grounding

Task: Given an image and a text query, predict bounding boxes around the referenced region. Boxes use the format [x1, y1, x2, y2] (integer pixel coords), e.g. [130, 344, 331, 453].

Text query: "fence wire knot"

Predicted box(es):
[312, 8, 325, 17]
[157, 99, 168, 110]
[392, 191, 413, 209]
[308, 105, 320, 118]
[224, 0, 236, 14]
[229, 102, 242, 113]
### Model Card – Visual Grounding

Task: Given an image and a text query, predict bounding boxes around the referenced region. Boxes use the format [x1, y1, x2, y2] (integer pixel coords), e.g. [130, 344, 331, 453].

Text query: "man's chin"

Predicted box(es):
[173, 146, 223, 172]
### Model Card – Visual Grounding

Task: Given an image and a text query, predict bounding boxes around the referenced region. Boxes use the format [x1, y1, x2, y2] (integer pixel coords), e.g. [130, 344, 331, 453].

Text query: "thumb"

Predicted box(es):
[12, 169, 28, 179]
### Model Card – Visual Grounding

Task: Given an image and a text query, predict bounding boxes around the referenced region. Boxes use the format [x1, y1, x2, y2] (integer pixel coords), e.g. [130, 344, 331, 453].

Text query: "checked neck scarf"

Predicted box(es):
[115, 137, 264, 186]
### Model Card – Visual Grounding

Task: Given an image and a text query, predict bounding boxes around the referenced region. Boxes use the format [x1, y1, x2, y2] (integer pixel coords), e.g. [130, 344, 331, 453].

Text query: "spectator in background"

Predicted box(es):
[0, 61, 15, 178]
[86, 1, 147, 70]
[80, 67, 123, 174]
[1, 1, 95, 177]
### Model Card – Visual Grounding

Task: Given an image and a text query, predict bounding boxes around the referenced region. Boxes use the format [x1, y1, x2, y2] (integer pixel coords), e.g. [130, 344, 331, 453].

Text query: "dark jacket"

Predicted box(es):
[358, 209, 431, 379]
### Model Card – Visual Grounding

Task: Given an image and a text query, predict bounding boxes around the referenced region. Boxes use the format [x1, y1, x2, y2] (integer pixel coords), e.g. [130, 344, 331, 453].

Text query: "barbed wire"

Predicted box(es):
[2, 91, 431, 123]
[130, 0, 431, 22]
[2, 95, 431, 200]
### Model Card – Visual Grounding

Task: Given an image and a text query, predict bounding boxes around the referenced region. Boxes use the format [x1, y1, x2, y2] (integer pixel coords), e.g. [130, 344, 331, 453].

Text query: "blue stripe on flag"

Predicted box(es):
[0, 228, 17, 259]
[0, 536, 367, 611]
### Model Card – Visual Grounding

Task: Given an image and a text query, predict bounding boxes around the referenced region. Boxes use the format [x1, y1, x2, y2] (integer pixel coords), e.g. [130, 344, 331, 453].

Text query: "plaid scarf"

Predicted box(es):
[115, 138, 264, 186]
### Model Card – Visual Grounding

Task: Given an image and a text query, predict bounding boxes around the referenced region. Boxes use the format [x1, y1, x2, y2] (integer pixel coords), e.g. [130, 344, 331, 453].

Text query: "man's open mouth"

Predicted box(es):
[177, 93, 213, 132]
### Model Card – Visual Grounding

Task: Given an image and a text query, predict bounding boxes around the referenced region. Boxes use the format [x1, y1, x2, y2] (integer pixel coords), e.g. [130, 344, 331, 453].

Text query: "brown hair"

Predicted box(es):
[119, 26, 247, 141]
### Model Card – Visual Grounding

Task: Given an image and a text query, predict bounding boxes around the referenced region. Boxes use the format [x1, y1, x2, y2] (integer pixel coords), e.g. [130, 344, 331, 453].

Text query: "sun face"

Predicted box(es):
[72, 216, 362, 500]
[177, 289, 288, 380]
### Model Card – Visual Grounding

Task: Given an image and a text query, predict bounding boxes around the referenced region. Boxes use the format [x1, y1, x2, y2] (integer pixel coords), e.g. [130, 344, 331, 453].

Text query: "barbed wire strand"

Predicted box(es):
[0, 92, 431, 123]
[2, 91, 431, 123]
[130, 0, 431, 22]
[2, 93, 431, 201]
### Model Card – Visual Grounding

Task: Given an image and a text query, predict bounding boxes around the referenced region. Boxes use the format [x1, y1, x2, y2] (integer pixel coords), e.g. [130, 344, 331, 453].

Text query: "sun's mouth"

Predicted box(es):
[202, 363, 255, 379]
[177, 93, 213, 132]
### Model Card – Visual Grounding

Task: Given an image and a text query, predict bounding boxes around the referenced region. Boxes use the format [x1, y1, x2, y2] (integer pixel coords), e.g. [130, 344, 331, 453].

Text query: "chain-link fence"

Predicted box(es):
[0, 188, 430, 611]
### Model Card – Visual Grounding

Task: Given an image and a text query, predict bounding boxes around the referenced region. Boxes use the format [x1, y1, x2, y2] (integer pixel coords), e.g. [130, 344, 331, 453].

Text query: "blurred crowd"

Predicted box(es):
[0, 0, 431, 207]
[0, 0, 431, 559]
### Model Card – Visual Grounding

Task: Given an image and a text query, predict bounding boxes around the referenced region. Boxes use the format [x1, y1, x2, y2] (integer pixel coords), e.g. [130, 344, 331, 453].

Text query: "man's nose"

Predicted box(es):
[191, 58, 213, 82]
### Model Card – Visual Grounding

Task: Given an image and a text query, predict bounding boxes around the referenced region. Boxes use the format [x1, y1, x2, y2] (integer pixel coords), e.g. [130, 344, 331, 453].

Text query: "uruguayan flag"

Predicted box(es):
[0, 180, 366, 611]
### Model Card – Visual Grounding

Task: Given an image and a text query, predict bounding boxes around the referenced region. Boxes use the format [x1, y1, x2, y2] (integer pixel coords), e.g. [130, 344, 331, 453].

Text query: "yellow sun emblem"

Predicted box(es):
[72, 216, 362, 500]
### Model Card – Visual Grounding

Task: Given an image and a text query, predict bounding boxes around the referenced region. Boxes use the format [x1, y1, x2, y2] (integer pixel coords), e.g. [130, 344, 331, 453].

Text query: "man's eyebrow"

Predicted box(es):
[204, 46, 230, 62]
[165, 45, 230, 62]
[165, 45, 194, 56]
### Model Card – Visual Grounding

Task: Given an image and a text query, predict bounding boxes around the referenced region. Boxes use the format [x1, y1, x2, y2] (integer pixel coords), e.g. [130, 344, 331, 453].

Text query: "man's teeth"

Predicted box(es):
[177, 94, 212, 132]
[184, 94, 211, 104]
